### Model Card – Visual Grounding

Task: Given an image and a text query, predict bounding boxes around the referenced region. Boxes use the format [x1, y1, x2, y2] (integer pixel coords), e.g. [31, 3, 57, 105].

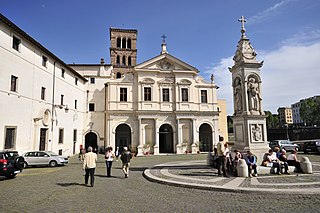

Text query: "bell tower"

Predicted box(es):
[229, 16, 269, 162]
[109, 28, 137, 75]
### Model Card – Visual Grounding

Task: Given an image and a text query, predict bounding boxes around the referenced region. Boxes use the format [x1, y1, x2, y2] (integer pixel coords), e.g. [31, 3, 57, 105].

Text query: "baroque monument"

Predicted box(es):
[229, 16, 269, 162]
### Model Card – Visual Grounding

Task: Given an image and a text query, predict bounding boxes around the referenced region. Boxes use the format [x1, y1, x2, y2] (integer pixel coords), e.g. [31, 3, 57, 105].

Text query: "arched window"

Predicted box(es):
[122, 56, 126, 66]
[116, 72, 122, 79]
[127, 38, 131, 49]
[122, 38, 126, 49]
[116, 55, 120, 65]
[117, 38, 121, 48]
[128, 56, 132, 66]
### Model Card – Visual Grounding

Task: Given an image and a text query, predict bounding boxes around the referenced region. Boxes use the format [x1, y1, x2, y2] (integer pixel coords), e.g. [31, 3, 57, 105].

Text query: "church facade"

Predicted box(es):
[0, 14, 227, 156]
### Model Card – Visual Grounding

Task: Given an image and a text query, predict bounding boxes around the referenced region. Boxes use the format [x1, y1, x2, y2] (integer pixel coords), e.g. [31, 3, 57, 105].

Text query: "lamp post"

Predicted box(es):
[285, 123, 289, 140]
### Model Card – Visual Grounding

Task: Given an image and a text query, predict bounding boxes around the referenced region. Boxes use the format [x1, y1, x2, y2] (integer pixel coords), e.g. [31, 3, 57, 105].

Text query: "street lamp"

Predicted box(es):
[285, 123, 289, 140]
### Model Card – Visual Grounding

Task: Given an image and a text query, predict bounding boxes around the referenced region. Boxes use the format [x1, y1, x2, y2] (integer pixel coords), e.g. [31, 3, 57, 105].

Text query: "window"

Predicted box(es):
[75, 78, 78, 85]
[120, 88, 127, 102]
[75, 100, 77, 109]
[42, 56, 48, 67]
[117, 37, 121, 48]
[90, 77, 95, 84]
[41, 87, 46, 100]
[89, 103, 95, 111]
[61, 68, 65, 78]
[122, 56, 126, 66]
[144, 87, 152, 101]
[58, 128, 64, 144]
[128, 56, 132, 66]
[10, 75, 18, 92]
[73, 129, 77, 142]
[122, 38, 126, 48]
[5, 127, 16, 149]
[181, 88, 188, 102]
[201, 90, 207, 103]
[116, 56, 120, 65]
[12, 36, 21, 51]
[116, 72, 122, 79]
[162, 88, 169, 102]
[127, 38, 131, 49]
[60, 94, 64, 105]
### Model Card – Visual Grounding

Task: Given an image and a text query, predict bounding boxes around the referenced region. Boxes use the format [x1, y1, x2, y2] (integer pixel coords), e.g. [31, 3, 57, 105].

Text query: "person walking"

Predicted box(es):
[105, 147, 115, 177]
[217, 136, 228, 177]
[115, 146, 120, 161]
[83, 146, 97, 187]
[120, 147, 132, 178]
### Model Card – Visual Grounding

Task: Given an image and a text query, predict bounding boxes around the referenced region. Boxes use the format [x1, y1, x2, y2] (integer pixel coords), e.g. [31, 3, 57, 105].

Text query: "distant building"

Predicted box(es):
[277, 107, 293, 127]
[291, 95, 320, 126]
[0, 14, 227, 156]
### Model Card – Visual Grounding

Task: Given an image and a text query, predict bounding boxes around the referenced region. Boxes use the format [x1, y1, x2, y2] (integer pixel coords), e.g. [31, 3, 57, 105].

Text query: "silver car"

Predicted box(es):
[23, 151, 68, 167]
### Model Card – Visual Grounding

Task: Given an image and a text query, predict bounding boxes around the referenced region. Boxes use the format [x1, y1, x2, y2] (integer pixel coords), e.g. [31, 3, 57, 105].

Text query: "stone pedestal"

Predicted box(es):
[153, 145, 159, 155]
[301, 157, 313, 174]
[237, 159, 249, 177]
[136, 145, 143, 157]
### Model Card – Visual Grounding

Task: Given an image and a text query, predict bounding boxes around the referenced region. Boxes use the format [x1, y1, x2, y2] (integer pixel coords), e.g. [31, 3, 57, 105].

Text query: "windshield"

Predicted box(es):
[46, 151, 59, 156]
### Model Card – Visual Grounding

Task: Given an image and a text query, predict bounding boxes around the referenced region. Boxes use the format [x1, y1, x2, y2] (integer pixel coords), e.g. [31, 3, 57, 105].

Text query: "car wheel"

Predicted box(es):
[23, 162, 28, 168]
[49, 160, 57, 167]
[14, 156, 25, 170]
[5, 172, 17, 179]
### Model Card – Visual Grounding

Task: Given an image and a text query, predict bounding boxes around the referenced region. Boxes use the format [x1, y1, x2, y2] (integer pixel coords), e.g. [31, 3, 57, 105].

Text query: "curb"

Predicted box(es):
[143, 162, 320, 195]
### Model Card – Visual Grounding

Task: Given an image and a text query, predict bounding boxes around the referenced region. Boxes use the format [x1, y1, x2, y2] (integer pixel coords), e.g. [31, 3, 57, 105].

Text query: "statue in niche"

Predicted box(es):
[234, 78, 242, 113]
[252, 124, 262, 141]
[247, 77, 261, 112]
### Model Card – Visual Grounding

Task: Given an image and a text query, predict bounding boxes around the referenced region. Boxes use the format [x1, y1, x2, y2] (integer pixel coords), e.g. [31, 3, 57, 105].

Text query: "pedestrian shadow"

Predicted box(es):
[95, 174, 123, 179]
[56, 182, 87, 187]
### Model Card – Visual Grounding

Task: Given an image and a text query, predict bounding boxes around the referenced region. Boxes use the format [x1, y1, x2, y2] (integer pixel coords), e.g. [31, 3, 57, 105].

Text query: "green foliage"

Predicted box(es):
[300, 97, 320, 126]
[265, 111, 279, 128]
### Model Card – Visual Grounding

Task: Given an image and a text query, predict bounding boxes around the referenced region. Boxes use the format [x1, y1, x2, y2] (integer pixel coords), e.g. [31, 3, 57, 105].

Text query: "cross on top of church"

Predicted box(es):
[161, 34, 167, 44]
[238, 15, 247, 37]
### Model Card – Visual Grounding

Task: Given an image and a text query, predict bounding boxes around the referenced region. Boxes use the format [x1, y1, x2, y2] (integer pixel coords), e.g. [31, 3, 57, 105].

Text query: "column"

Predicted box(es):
[176, 119, 183, 154]
[191, 119, 198, 154]
[136, 118, 143, 156]
[153, 118, 159, 155]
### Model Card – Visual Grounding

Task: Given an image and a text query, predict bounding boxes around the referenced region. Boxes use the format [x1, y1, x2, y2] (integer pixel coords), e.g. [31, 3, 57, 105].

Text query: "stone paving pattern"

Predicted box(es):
[1, 153, 320, 212]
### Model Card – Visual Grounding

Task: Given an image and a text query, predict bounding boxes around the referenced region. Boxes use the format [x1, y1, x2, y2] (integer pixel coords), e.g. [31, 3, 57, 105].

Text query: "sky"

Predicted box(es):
[1, 0, 320, 115]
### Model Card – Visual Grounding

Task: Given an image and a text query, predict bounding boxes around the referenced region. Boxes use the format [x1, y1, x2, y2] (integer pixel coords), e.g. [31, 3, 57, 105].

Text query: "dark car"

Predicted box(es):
[0, 150, 25, 178]
[303, 140, 320, 154]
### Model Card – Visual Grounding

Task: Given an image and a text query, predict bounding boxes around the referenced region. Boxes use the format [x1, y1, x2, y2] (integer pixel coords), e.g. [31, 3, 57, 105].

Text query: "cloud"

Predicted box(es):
[203, 30, 320, 115]
[248, 0, 294, 25]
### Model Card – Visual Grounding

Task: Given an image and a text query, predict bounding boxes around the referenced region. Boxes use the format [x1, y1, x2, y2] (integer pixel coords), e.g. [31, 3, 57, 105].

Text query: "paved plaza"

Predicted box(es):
[1, 153, 320, 212]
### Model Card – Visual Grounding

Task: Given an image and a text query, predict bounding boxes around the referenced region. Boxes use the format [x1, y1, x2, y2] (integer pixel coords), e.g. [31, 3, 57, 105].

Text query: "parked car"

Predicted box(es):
[23, 151, 68, 167]
[0, 150, 25, 178]
[303, 140, 320, 154]
[269, 140, 300, 151]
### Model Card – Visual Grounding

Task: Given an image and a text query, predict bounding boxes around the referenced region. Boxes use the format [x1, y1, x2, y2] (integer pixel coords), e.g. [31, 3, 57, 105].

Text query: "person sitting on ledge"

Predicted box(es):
[287, 150, 302, 173]
[278, 149, 290, 175]
[245, 151, 258, 177]
[264, 149, 282, 175]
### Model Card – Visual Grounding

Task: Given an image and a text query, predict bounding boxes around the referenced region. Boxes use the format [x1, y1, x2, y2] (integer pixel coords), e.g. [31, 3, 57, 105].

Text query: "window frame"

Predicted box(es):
[4, 126, 16, 149]
[42, 55, 48, 67]
[120, 88, 128, 102]
[89, 103, 95, 112]
[201, 90, 208, 103]
[90, 77, 95, 84]
[12, 35, 21, 51]
[58, 128, 64, 144]
[181, 88, 189, 102]
[41, 87, 46, 100]
[10, 75, 18, 92]
[162, 88, 170, 102]
[144, 87, 152, 101]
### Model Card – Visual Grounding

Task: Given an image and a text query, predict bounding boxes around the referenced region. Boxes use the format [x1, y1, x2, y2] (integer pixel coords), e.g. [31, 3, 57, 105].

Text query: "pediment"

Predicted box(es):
[158, 77, 174, 84]
[135, 53, 199, 73]
[140, 77, 155, 84]
[178, 79, 192, 85]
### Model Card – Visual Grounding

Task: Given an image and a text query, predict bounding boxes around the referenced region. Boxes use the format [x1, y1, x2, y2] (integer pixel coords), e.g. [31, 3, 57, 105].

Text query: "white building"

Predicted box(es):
[0, 14, 226, 156]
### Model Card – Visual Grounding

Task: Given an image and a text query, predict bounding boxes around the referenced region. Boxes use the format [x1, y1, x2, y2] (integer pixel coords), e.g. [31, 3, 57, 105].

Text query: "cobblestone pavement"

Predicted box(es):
[1, 153, 320, 212]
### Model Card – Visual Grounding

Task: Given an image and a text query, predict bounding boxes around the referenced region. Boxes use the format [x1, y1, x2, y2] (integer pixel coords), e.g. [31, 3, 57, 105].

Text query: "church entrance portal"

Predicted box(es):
[199, 124, 213, 152]
[85, 132, 98, 152]
[159, 124, 174, 153]
[115, 124, 131, 153]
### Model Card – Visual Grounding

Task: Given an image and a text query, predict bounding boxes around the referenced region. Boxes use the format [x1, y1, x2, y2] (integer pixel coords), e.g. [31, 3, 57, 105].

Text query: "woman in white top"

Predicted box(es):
[287, 150, 302, 173]
[105, 147, 115, 177]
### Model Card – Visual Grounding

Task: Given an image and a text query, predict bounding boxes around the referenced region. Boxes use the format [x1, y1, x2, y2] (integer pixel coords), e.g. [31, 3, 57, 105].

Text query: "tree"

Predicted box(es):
[300, 97, 320, 126]
[265, 111, 279, 128]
